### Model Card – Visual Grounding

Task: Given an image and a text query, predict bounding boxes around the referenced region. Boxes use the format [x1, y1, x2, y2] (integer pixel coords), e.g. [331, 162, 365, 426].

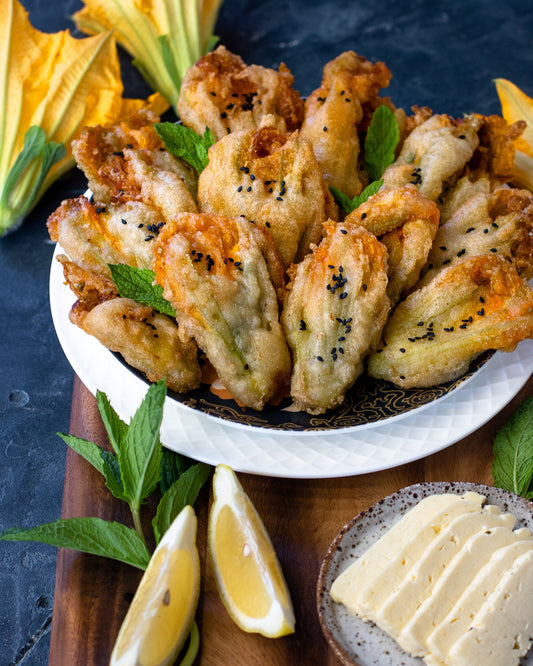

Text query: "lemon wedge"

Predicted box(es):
[208, 464, 295, 637]
[110, 505, 200, 666]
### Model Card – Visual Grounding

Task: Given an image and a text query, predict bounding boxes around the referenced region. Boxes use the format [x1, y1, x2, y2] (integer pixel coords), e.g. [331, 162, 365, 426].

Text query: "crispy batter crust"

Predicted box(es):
[57, 256, 201, 393]
[368, 254, 533, 387]
[177, 45, 304, 141]
[300, 51, 392, 198]
[198, 121, 328, 267]
[345, 185, 440, 305]
[282, 221, 390, 414]
[153, 212, 291, 410]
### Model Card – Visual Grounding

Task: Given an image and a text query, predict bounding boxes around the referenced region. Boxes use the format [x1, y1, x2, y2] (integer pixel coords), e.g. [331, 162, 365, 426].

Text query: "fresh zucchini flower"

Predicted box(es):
[495, 78, 533, 191]
[0, 0, 168, 237]
[72, 0, 224, 114]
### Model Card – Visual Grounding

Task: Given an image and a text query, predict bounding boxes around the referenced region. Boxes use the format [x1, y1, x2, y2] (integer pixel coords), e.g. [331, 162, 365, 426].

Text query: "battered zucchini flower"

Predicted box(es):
[73, 0, 224, 113]
[0, 0, 167, 237]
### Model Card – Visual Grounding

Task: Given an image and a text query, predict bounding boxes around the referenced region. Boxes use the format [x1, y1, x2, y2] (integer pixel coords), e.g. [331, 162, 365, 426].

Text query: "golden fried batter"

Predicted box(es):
[345, 185, 440, 305]
[300, 51, 392, 198]
[177, 45, 304, 141]
[281, 221, 390, 414]
[198, 120, 328, 267]
[467, 114, 526, 184]
[80, 298, 201, 393]
[422, 185, 533, 282]
[72, 109, 198, 208]
[368, 254, 533, 388]
[47, 195, 169, 277]
[153, 212, 291, 410]
[382, 113, 482, 202]
[57, 256, 201, 393]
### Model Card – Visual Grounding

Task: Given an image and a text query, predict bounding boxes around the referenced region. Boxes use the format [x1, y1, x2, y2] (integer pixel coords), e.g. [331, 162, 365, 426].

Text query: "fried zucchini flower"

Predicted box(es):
[382, 113, 482, 202]
[57, 255, 201, 393]
[368, 254, 533, 388]
[72, 110, 198, 209]
[0, 0, 168, 237]
[345, 185, 440, 305]
[281, 221, 390, 415]
[73, 0, 223, 113]
[422, 185, 533, 283]
[153, 212, 291, 411]
[198, 120, 328, 268]
[177, 45, 304, 141]
[300, 51, 392, 199]
[47, 195, 173, 278]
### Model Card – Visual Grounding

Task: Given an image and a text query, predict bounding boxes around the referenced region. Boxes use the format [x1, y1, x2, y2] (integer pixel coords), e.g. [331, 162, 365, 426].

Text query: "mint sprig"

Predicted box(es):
[154, 122, 214, 173]
[364, 105, 400, 181]
[330, 180, 383, 215]
[108, 264, 176, 318]
[492, 396, 533, 499]
[0, 380, 212, 569]
[330, 105, 399, 215]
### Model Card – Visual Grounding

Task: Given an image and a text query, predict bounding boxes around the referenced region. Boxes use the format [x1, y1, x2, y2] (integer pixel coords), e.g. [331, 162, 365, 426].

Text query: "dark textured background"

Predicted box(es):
[1, 1, 533, 664]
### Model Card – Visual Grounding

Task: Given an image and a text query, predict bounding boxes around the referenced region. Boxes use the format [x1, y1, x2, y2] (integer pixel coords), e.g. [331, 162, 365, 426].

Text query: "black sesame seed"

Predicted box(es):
[317, 356, 324, 362]
[439, 246, 447, 251]
[276, 196, 283, 201]
[250, 174, 256, 181]
[121, 218, 127, 224]
[247, 186, 252, 192]
[477, 308, 485, 316]
[220, 111, 227, 119]
[480, 296, 485, 303]
[361, 212, 367, 219]
[362, 284, 367, 291]
[237, 185, 243, 192]
[323, 126, 328, 131]
[340, 229, 347, 234]
[466, 227, 475, 233]
[399, 348, 406, 353]
[490, 247, 497, 252]
[460, 323, 467, 329]
[484, 229, 489, 234]
[265, 221, 271, 228]
[457, 249, 466, 257]
[300, 320, 306, 331]
[339, 292, 347, 299]
[458, 134, 466, 139]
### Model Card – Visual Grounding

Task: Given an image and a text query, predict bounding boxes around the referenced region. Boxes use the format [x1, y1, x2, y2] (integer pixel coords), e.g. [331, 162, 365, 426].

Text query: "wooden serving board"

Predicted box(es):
[49, 374, 532, 665]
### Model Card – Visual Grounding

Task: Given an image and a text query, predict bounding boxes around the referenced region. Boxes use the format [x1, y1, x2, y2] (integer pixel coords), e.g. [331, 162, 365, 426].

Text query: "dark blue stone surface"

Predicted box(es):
[1, 0, 532, 664]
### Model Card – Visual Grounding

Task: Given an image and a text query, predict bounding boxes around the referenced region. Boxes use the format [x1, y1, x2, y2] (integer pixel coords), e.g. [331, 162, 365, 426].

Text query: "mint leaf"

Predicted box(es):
[364, 105, 399, 181]
[492, 396, 533, 497]
[0, 518, 150, 570]
[57, 432, 126, 501]
[108, 264, 176, 318]
[152, 463, 211, 544]
[330, 180, 383, 215]
[329, 187, 355, 214]
[160, 448, 195, 495]
[119, 379, 166, 506]
[96, 389, 128, 455]
[154, 122, 214, 173]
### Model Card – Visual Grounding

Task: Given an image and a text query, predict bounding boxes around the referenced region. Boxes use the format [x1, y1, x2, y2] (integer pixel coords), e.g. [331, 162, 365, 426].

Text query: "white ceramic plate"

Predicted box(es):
[317, 482, 533, 665]
[49, 244, 532, 478]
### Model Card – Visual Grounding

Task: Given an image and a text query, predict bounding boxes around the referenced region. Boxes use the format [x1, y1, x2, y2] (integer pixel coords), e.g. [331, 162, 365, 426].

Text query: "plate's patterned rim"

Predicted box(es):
[119, 349, 493, 432]
[50, 243, 533, 477]
[317, 482, 533, 665]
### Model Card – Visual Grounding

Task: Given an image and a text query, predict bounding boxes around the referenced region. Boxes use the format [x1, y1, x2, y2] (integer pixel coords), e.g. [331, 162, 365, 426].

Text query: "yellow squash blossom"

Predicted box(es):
[0, 0, 168, 237]
[495, 78, 533, 191]
[72, 0, 223, 114]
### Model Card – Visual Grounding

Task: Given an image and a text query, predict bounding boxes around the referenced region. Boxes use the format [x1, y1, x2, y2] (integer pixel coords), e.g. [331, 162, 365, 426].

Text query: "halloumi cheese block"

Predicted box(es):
[374, 505, 517, 638]
[426, 540, 533, 664]
[443, 550, 533, 666]
[399, 525, 533, 656]
[354, 498, 484, 618]
[330, 492, 484, 617]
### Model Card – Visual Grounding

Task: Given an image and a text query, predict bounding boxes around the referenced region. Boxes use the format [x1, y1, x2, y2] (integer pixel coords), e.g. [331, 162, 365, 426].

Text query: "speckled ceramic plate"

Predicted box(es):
[317, 482, 533, 665]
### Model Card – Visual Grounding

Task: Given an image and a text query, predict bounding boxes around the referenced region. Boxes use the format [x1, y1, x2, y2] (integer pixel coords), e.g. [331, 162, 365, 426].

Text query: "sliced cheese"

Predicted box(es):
[374, 505, 517, 638]
[399, 525, 533, 656]
[330, 492, 484, 617]
[444, 549, 533, 666]
[355, 498, 484, 619]
[426, 539, 533, 664]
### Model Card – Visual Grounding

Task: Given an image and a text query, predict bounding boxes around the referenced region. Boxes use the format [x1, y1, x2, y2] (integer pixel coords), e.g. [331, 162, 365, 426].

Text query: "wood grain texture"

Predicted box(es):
[49, 374, 532, 665]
